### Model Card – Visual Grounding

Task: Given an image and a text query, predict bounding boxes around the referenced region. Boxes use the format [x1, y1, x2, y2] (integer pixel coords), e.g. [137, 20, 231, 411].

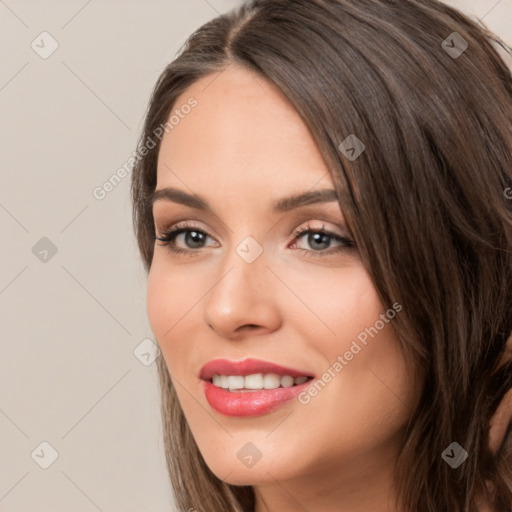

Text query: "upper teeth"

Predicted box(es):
[212, 373, 309, 390]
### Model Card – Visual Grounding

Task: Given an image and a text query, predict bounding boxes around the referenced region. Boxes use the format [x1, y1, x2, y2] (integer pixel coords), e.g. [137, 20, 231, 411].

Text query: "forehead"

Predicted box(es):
[155, 65, 334, 206]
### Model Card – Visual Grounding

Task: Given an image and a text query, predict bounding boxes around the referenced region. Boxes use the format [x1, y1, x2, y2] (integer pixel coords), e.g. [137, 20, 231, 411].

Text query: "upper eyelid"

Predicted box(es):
[156, 219, 348, 242]
[152, 202, 347, 229]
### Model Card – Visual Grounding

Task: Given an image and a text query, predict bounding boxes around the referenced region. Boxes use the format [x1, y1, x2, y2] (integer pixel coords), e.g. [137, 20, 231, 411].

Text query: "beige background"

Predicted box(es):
[1, 1, 510, 511]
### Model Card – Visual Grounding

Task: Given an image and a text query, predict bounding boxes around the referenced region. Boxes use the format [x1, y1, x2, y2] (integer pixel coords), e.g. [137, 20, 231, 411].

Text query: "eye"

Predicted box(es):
[289, 222, 356, 257]
[154, 220, 217, 256]
[153, 220, 356, 257]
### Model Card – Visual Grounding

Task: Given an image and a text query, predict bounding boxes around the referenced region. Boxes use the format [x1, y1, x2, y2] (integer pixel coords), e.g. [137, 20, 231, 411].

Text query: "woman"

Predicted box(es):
[130, 0, 512, 510]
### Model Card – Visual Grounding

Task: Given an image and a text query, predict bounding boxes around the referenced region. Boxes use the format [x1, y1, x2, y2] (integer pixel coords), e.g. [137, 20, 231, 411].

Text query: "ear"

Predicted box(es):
[488, 333, 512, 456]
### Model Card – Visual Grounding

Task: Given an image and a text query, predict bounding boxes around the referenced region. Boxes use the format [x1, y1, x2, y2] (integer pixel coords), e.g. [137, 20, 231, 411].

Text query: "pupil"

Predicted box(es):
[309, 232, 329, 250]
[186, 231, 205, 248]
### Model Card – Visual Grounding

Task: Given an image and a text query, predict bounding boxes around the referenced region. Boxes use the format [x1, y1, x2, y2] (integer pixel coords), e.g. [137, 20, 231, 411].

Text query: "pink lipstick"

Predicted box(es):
[199, 358, 315, 417]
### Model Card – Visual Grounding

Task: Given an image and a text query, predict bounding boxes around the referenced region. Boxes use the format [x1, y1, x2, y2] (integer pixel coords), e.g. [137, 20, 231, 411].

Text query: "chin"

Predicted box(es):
[213, 467, 277, 486]
[202, 449, 301, 486]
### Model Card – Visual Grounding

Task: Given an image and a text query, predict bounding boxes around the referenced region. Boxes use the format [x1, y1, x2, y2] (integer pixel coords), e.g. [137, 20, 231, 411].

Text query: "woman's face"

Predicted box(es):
[147, 65, 418, 504]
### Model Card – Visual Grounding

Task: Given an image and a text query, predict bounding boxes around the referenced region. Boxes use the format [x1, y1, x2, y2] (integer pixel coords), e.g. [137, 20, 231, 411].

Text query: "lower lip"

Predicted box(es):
[202, 379, 313, 417]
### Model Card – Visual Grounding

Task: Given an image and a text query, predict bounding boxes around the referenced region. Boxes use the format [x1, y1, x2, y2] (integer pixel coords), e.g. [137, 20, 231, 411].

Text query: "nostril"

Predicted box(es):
[236, 324, 260, 333]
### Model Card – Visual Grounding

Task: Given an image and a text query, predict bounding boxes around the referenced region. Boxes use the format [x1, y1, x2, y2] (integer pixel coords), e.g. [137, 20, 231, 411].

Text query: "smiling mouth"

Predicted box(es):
[208, 373, 314, 392]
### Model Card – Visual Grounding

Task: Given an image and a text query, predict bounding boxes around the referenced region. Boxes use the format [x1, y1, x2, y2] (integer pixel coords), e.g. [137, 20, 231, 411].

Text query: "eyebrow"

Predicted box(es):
[150, 187, 339, 214]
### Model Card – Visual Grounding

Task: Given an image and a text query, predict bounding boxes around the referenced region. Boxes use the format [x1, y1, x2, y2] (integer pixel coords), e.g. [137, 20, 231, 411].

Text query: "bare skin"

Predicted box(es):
[146, 64, 509, 512]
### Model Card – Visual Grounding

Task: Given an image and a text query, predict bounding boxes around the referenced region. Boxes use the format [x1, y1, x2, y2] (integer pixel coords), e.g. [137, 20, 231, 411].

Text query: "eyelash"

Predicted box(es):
[154, 220, 356, 258]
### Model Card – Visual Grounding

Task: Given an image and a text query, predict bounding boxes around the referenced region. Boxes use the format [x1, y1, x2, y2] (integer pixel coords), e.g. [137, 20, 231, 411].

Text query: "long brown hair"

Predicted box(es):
[131, 1, 512, 510]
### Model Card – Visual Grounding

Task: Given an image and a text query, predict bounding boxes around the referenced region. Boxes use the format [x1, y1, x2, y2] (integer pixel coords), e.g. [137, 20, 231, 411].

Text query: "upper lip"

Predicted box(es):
[199, 358, 316, 381]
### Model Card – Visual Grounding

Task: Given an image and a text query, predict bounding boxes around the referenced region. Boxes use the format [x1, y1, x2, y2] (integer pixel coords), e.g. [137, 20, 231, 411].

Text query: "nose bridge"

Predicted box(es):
[202, 234, 280, 336]
[207, 235, 268, 309]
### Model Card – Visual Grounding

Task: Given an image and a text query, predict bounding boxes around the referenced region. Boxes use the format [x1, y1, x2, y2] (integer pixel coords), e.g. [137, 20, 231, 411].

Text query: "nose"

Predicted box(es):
[202, 246, 282, 340]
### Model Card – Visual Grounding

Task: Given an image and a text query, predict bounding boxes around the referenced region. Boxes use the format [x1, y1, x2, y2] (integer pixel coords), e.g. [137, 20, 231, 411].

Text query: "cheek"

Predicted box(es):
[146, 254, 199, 322]
[286, 261, 384, 343]
[146, 257, 195, 363]
[289, 268, 412, 452]
[146, 260, 171, 338]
